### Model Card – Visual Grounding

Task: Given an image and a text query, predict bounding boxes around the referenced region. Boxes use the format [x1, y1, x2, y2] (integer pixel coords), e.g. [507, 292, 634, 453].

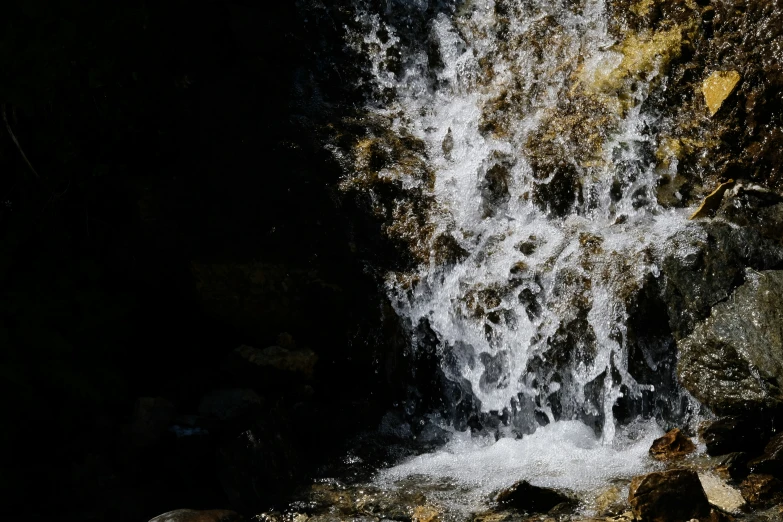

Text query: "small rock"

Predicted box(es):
[149, 509, 244, 522]
[748, 432, 783, 478]
[495, 480, 575, 514]
[702, 71, 741, 116]
[628, 469, 711, 522]
[739, 474, 783, 508]
[698, 472, 746, 514]
[649, 428, 696, 461]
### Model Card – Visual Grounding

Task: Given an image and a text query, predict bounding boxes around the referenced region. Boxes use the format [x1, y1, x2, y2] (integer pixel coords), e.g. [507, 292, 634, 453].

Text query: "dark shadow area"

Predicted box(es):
[0, 1, 414, 520]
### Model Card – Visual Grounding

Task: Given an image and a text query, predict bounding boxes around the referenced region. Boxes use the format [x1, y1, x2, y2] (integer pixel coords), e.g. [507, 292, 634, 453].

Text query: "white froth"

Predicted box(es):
[375, 421, 664, 512]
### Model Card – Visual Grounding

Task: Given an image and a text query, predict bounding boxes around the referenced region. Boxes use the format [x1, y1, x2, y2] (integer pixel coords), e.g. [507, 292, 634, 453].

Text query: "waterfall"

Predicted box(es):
[335, 0, 702, 441]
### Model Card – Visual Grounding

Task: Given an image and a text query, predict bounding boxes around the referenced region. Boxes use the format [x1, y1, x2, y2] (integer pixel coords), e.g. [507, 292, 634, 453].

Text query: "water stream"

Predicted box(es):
[332, 0, 708, 513]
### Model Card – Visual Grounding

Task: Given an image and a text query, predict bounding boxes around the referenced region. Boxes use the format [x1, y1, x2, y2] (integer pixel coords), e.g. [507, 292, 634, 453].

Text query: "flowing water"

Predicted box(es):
[330, 0, 709, 514]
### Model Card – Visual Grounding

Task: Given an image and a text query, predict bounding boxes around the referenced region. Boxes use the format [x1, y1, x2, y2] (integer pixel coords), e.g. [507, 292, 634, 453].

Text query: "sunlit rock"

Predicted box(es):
[702, 71, 741, 116]
[698, 472, 746, 515]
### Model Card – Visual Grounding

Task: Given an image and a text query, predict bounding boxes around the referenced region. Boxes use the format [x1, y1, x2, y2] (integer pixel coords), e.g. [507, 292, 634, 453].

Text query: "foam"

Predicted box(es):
[375, 420, 664, 513]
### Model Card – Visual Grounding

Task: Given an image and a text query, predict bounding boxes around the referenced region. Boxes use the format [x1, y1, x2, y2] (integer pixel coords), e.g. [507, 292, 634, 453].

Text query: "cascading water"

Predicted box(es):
[330, 0, 709, 509]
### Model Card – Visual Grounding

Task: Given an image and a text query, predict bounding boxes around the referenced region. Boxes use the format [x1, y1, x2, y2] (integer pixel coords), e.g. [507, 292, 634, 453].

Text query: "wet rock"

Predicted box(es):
[748, 433, 783, 478]
[594, 485, 625, 516]
[130, 396, 176, 448]
[649, 428, 696, 461]
[701, 416, 772, 457]
[495, 480, 575, 514]
[717, 452, 753, 482]
[662, 223, 783, 341]
[677, 270, 783, 414]
[235, 344, 318, 378]
[739, 474, 783, 509]
[198, 388, 264, 422]
[412, 505, 440, 522]
[698, 472, 746, 515]
[149, 509, 244, 522]
[702, 71, 741, 116]
[716, 183, 783, 241]
[689, 180, 735, 219]
[628, 469, 710, 522]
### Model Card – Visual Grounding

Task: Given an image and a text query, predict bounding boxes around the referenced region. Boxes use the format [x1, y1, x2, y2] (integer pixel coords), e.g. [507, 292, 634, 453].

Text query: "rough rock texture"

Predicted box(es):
[661, 223, 783, 342]
[716, 183, 783, 241]
[646, 0, 783, 200]
[628, 469, 711, 522]
[718, 452, 753, 482]
[749, 433, 783, 478]
[149, 510, 244, 522]
[649, 428, 696, 461]
[699, 472, 747, 515]
[702, 416, 773, 457]
[739, 474, 783, 509]
[677, 270, 783, 414]
[495, 481, 575, 514]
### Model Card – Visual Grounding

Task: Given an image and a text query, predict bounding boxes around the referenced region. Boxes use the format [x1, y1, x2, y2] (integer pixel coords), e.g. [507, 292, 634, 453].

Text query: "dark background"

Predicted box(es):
[0, 1, 411, 520]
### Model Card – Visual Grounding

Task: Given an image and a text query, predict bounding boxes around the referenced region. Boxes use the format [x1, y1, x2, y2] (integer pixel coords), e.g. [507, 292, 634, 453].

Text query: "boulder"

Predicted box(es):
[628, 469, 710, 522]
[739, 474, 783, 508]
[149, 509, 244, 522]
[661, 223, 783, 342]
[701, 416, 771, 457]
[677, 270, 783, 414]
[649, 428, 696, 461]
[748, 432, 783, 478]
[495, 480, 575, 514]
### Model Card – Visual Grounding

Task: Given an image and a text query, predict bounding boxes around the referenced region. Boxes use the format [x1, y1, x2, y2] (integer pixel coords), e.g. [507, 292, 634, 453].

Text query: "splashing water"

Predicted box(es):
[338, 0, 703, 442]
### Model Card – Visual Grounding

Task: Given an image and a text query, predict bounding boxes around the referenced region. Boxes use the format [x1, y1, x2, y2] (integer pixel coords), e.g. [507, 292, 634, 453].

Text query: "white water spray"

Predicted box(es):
[342, 0, 702, 441]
